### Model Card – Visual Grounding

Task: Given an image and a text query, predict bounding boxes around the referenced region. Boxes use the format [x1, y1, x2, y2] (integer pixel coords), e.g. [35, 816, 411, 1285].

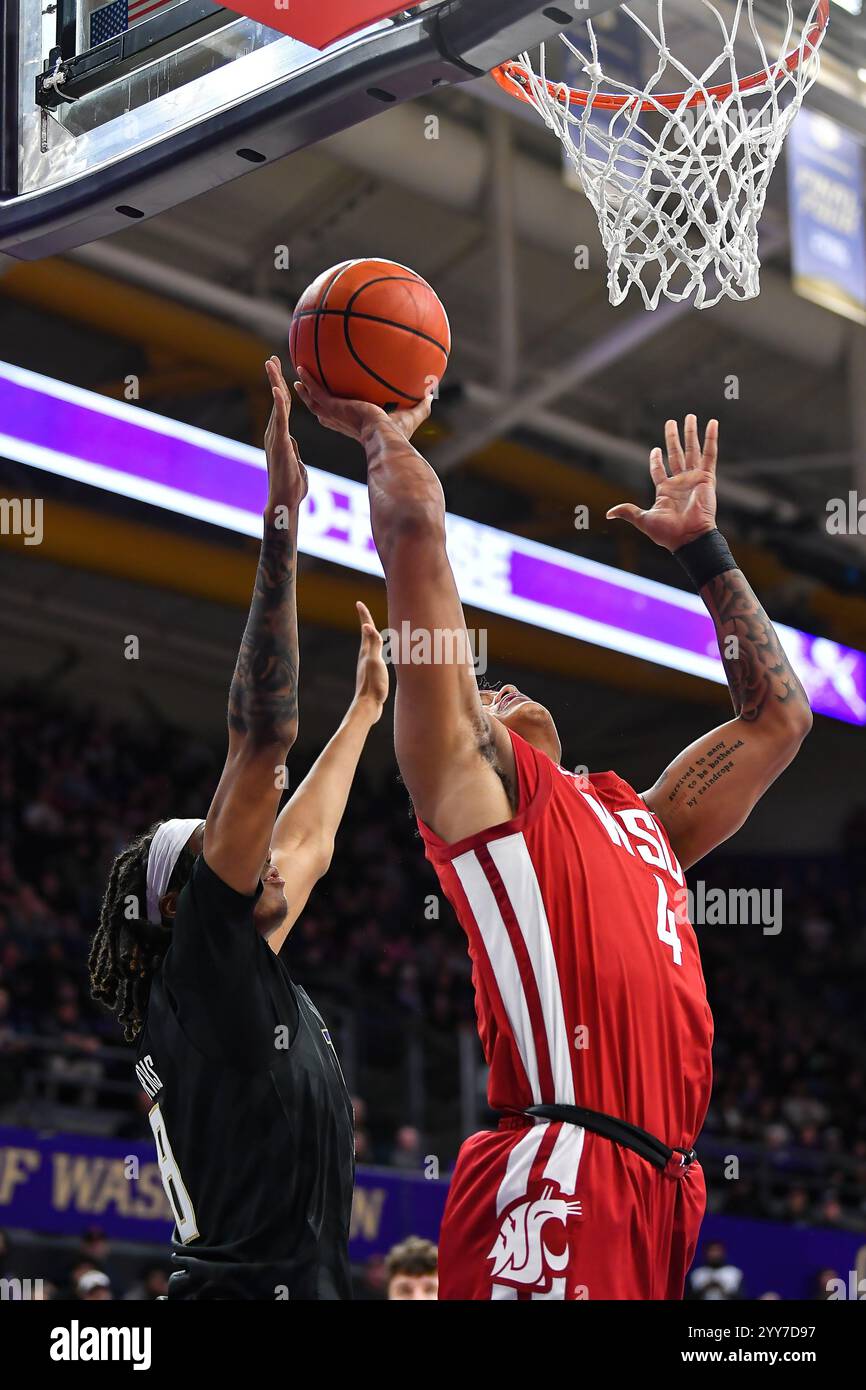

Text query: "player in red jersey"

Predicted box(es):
[295, 371, 812, 1301]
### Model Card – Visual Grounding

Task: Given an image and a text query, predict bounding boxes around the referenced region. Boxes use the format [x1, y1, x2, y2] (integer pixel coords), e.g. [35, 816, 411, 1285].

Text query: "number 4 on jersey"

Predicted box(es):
[654, 874, 683, 966]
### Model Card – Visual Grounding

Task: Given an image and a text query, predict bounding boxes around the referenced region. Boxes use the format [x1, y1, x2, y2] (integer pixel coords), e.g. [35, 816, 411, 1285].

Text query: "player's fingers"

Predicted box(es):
[293, 380, 319, 418]
[268, 354, 290, 394]
[665, 419, 686, 473]
[271, 383, 290, 429]
[649, 447, 668, 487]
[356, 600, 378, 635]
[279, 380, 293, 424]
[297, 366, 328, 404]
[683, 414, 701, 469]
[703, 418, 719, 474]
[606, 503, 646, 529]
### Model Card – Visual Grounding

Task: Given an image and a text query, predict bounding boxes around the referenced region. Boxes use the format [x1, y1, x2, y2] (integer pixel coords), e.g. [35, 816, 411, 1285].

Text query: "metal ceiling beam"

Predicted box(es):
[432, 227, 790, 485]
[462, 381, 799, 522]
[433, 296, 691, 474]
[0, 252, 279, 387]
[322, 104, 850, 370]
[849, 329, 866, 555]
[71, 240, 291, 344]
[725, 451, 857, 477]
[487, 106, 519, 395]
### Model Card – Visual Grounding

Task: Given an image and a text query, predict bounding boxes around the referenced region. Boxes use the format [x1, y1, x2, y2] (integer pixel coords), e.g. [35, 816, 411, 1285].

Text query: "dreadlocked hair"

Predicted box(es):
[89, 821, 196, 1043]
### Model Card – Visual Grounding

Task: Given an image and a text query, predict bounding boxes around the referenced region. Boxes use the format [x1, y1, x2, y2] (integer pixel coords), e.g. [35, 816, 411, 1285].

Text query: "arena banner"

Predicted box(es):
[0, 1126, 175, 1246]
[1, 359, 865, 726]
[699, 1212, 866, 1303]
[787, 108, 866, 325]
[0, 1127, 448, 1256]
[3, 1127, 864, 1293]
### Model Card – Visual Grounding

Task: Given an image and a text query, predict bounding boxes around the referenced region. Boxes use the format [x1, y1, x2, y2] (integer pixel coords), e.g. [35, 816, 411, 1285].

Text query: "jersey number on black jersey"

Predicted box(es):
[149, 1103, 200, 1244]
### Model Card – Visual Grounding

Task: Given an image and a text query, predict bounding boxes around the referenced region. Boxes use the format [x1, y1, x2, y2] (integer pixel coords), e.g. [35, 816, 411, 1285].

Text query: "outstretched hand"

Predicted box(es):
[294, 367, 436, 446]
[264, 356, 308, 511]
[607, 415, 718, 553]
[353, 601, 389, 721]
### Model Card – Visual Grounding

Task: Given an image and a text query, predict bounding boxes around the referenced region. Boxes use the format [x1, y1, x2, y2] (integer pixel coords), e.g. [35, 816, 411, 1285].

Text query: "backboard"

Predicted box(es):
[0, 0, 623, 260]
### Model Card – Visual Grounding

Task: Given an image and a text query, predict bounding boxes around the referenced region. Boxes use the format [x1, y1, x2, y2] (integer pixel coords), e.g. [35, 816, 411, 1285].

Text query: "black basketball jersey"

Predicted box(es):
[135, 855, 355, 1300]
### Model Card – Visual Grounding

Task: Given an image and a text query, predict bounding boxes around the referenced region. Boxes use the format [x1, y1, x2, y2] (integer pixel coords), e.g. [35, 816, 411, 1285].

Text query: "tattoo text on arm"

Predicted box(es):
[660, 735, 745, 811]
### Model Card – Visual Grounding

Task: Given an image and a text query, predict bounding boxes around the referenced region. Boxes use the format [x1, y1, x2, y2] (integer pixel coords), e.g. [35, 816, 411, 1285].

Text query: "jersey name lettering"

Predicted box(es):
[555, 769, 684, 887]
[135, 1054, 163, 1099]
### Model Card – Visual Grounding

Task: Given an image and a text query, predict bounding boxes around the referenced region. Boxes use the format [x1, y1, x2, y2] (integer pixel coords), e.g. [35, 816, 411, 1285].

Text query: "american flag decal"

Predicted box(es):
[89, 0, 180, 48]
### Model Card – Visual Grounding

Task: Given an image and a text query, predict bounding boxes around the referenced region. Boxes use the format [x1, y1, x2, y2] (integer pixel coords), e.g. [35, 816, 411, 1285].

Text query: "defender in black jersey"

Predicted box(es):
[90, 358, 388, 1299]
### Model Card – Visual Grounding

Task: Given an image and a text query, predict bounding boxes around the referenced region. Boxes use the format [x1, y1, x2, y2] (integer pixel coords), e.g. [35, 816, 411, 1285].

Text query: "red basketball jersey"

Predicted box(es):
[418, 729, 713, 1149]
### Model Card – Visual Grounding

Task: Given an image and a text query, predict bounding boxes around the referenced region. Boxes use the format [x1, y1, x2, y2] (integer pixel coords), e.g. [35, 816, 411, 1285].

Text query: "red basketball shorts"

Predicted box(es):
[438, 1119, 706, 1300]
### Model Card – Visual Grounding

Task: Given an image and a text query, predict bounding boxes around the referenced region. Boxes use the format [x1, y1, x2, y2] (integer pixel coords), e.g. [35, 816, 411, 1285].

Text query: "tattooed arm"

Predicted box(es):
[204, 358, 308, 895]
[609, 417, 812, 871]
[641, 569, 812, 870]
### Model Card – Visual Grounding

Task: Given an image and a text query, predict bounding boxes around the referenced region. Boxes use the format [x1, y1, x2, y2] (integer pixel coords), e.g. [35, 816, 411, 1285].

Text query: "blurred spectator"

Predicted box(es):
[779, 1187, 812, 1227]
[687, 1241, 744, 1300]
[60, 1258, 98, 1300]
[66, 1227, 122, 1292]
[124, 1264, 170, 1301]
[79, 1226, 111, 1268]
[390, 1126, 424, 1172]
[355, 1253, 388, 1301]
[385, 1237, 438, 1300]
[812, 1268, 840, 1300]
[77, 1269, 112, 1301]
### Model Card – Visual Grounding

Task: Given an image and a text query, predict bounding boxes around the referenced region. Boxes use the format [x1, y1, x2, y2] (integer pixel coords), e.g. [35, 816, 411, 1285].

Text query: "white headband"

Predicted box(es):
[146, 818, 203, 924]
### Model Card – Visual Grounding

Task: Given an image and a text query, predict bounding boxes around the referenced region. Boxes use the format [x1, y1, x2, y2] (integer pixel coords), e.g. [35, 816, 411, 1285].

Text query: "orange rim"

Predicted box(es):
[491, 0, 829, 113]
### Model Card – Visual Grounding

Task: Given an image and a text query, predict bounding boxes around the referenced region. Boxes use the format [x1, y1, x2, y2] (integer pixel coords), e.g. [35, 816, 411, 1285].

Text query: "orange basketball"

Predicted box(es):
[290, 258, 450, 410]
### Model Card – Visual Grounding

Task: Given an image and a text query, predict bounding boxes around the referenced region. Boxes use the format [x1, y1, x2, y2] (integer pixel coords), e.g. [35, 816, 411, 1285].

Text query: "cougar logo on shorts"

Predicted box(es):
[488, 1183, 582, 1289]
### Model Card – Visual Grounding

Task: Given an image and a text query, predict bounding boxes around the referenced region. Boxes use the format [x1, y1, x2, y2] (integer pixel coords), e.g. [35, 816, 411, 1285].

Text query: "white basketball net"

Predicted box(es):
[498, 1, 828, 309]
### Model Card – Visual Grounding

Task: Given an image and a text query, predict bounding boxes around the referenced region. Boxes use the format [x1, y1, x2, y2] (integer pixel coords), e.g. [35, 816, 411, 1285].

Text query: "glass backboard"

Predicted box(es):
[0, 0, 623, 260]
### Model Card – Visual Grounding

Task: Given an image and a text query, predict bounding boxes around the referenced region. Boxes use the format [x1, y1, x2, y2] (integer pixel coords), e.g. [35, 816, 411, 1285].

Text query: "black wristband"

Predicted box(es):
[674, 528, 737, 591]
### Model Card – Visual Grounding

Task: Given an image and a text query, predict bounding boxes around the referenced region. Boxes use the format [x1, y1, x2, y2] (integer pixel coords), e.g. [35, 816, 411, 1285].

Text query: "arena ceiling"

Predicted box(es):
[2, 28, 865, 592]
[1, 4, 864, 851]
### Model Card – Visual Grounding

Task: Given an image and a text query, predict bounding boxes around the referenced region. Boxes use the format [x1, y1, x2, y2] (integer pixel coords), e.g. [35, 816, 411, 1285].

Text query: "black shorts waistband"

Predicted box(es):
[518, 1103, 697, 1179]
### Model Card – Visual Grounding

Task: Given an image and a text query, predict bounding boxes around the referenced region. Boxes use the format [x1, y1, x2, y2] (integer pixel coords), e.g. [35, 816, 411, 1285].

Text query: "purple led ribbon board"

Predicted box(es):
[1, 360, 864, 726]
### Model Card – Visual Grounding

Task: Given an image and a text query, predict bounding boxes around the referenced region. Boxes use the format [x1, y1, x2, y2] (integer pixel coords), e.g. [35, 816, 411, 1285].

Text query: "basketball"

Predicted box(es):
[289, 258, 451, 410]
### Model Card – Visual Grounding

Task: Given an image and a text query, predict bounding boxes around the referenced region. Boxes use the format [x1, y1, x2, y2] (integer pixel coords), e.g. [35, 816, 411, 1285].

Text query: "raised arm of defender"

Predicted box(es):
[609, 417, 812, 870]
[204, 358, 307, 895]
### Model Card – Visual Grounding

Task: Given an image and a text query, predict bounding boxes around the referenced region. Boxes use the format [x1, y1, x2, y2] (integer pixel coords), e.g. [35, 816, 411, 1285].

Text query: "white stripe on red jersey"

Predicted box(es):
[418, 729, 713, 1150]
